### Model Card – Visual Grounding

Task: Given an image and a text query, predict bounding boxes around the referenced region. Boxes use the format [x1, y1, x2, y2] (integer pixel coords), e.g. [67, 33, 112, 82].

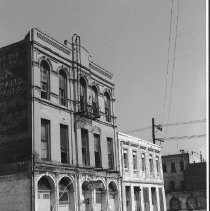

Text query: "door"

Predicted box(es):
[38, 192, 51, 211]
[59, 204, 70, 211]
[109, 193, 115, 211]
[95, 191, 102, 211]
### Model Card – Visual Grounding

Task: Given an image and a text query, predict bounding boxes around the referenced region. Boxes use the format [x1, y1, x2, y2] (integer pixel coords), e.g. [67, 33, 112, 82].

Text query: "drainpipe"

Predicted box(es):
[30, 31, 35, 211]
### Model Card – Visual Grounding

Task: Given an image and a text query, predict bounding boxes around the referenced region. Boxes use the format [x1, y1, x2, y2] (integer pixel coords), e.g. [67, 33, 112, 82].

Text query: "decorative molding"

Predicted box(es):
[32, 60, 39, 67]
[37, 32, 70, 55]
[131, 143, 139, 147]
[51, 70, 58, 76]
[148, 148, 154, 152]
[91, 125, 101, 134]
[122, 141, 129, 145]
[50, 92, 59, 99]
[90, 62, 113, 79]
[140, 146, 147, 150]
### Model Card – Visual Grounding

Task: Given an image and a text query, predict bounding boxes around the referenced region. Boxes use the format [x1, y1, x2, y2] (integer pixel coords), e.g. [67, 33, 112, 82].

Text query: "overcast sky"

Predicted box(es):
[0, 0, 207, 159]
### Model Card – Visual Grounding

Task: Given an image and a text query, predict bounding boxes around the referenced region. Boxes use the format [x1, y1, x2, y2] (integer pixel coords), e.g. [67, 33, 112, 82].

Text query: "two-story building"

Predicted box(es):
[162, 151, 206, 211]
[0, 28, 121, 211]
[118, 132, 167, 211]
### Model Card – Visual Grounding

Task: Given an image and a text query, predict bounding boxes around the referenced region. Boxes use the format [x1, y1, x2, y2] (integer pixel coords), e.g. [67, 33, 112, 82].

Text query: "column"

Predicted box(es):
[130, 184, 134, 211]
[156, 187, 160, 211]
[148, 187, 152, 211]
[140, 186, 144, 211]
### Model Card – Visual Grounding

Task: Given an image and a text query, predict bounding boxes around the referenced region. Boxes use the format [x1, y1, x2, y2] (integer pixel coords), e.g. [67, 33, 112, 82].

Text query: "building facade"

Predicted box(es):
[162, 152, 206, 211]
[0, 28, 121, 211]
[118, 132, 167, 211]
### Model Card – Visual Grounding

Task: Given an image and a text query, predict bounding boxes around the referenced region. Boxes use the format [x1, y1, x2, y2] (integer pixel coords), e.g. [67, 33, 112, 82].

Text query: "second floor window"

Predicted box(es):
[81, 129, 89, 166]
[133, 151, 137, 170]
[149, 155, 154, 173]
[180, 161, 184, 171]
[107, 138, 114, 169]
[104, 92, 111, 122]
[80, 78, 87, 112]
[163, 163, 167, 173]
[94, 134, 101, 168]
[40, 61, 50, 99]
[60, 124, 69, 163]
[59, 70, 67, 106]
[92, 86, 99, 116]
[171, 162, 176, 172]
[41, 119, 50, 160]
[142, 153, 146, 172]
[156, 156, 160, 173]
[123, 149, 128, 169]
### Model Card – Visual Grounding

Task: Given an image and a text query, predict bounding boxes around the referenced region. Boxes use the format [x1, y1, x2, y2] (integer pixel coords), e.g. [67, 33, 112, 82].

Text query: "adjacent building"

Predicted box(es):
[0, 28, 121, 211]
[118, 132, 167, 211]
[162, 151, 206, 211]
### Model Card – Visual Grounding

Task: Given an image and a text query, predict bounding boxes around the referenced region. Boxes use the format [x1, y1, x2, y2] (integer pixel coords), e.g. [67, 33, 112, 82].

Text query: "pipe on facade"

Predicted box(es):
[30, 32, 35, 211]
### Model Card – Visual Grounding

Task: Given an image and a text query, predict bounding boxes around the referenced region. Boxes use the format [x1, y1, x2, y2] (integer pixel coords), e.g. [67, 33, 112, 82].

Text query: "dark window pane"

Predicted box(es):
[41, 119, 50, 160]
[60, 125, 69, 163]
[81, 129, 89, 165]
[107, 138, 114, 169]
[94, 134, 101, 168]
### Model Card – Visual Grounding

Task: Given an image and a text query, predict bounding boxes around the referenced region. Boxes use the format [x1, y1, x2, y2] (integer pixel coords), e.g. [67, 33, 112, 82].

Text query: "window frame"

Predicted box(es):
[60, 124, 69, 164]
[81, 128, 90, 166]
[132, 150, 138, 171]
[59, 69, 67, 106]
[141, 153, 146, 172]
[41, 119, 50, 161]
[80, 77, 87, 112]
[123, 148, 129, 169]
[40, 60, 50, 100]
[107, 137, 114, 170]
[171, 162, 176, 173]
[94, 133, 102, 168]
[149, 154, 154, 173]
[104, 92, 111, 122]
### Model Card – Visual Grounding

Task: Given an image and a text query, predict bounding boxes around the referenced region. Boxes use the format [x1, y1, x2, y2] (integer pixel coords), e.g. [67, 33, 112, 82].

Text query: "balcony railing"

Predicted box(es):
[77, 100, 100, 120]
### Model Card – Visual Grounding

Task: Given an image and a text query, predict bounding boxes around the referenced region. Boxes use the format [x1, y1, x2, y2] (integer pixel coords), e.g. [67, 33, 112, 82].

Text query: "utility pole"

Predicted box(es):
[152, 118, 163, 144]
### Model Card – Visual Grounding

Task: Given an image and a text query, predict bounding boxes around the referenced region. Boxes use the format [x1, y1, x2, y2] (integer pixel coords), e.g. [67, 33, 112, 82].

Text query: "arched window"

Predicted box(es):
[170, 197, 181, 211]
[92, 86, 99, 116]
[108, 182, 118, 211]
[40, 60, 50, 99]
[38, 176, 55, 211]
[80, 77, 87, 112]
[104, 92, 111, 122]
[59, 70, 67, 106]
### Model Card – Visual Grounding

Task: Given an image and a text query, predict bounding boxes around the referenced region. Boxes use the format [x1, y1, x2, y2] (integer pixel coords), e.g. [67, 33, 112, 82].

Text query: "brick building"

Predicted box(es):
[118, 132, 167, 211]
[0, 28, 121, 211]
[162, 152, 206, 211]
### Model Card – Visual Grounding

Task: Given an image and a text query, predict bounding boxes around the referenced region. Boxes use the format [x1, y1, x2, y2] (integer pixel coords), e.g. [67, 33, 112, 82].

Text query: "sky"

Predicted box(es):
[0, 0, 207, 159]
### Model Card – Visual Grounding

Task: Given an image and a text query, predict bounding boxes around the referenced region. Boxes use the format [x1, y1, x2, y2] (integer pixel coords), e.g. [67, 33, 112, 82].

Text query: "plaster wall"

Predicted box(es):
[0, 175, 31, 211]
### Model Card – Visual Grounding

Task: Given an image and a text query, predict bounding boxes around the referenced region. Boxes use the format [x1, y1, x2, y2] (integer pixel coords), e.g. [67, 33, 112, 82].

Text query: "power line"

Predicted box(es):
[123, 118, 206, 134]
[155, 133, 206, 141]
[162, 0, 174, 125]
[165, 0, 180, 137]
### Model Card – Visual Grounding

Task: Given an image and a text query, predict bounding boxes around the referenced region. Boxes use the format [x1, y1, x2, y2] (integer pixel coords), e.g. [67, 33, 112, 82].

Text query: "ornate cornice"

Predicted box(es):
[90, 62, 113, 79]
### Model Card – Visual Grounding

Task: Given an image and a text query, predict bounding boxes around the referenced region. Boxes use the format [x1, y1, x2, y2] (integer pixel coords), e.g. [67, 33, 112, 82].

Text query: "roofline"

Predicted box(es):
[118, 132, 161, 149]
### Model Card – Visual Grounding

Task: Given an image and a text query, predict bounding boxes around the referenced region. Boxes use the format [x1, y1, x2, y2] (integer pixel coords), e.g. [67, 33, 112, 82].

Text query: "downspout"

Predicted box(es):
[72, 37, 80, 211]
[30, 30, 35, 211]
[120, 141, 124, 211]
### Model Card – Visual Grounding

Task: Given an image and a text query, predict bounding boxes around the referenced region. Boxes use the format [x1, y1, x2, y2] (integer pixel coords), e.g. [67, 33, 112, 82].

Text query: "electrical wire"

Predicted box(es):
[155, 133, 206, 141]
[162, 0, 174, 125]
[123, 118, 206, 134]
[165, 0, 180, 137]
